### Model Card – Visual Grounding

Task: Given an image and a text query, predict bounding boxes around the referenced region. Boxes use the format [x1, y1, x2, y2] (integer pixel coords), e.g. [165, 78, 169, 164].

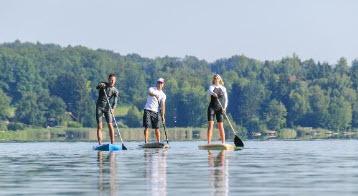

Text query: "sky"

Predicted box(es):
[0, 0, 357, 64]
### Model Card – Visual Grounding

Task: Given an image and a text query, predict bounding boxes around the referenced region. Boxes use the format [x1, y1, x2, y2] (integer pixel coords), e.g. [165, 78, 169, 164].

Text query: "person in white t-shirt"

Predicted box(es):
[207, 74, 228, 144]
[143, 78, 167, 143]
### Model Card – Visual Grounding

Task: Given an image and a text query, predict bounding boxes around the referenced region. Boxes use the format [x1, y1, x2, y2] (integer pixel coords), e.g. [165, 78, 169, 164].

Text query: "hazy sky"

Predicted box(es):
[0, 0, 357, 64]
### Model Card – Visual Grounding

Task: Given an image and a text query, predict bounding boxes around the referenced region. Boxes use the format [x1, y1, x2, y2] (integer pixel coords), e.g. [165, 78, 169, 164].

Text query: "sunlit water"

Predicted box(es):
[0, 140, 358, 195]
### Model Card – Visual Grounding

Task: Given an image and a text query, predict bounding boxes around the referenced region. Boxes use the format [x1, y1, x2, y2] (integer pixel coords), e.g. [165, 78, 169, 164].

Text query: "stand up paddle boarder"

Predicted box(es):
[96, 73, 119, 145]
[143, 78, 166, 143]
[207, 74, 228, 144]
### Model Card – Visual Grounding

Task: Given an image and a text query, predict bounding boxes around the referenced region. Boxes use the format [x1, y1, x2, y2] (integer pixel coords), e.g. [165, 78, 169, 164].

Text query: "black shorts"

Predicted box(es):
[207, 107, 223, 122]
[96, 106, 112, 124]
[143, 109, 160, 129]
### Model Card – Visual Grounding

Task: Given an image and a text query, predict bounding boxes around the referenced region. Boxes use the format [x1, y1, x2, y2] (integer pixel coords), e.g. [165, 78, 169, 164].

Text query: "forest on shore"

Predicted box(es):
[1, 41, 358, 138]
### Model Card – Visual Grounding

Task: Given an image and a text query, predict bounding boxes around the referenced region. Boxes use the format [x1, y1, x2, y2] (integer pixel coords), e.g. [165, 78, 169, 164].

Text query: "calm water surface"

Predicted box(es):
[0, 140, 358, 195]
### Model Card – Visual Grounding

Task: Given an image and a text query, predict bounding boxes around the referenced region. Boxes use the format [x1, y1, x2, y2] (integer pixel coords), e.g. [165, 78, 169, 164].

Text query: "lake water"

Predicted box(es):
[0, 140, 358, 195]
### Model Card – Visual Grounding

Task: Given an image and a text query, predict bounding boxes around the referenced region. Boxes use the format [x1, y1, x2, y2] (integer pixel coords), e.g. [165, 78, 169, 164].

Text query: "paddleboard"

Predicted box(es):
[140, 142, 169, 149]
[198, 144, 241, 151]
[94, 144, 121, 151]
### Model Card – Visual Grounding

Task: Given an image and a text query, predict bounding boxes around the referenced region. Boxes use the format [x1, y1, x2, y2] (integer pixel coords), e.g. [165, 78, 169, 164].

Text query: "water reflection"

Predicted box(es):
[144, 149, 168, 196]
[208, 150, 229, 196]
[97, 151, 117, 196]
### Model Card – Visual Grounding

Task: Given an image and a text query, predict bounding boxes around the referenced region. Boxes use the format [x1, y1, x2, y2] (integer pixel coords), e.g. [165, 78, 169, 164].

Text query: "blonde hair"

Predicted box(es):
[212, 74, 224, 85]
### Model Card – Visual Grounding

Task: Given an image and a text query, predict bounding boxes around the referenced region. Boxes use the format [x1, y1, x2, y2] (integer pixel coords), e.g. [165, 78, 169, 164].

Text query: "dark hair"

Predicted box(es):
[108, 73, 116, 78]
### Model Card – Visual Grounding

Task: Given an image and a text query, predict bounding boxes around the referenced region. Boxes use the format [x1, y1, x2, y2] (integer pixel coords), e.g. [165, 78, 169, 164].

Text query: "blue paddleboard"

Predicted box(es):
[94, 144, 121, 151]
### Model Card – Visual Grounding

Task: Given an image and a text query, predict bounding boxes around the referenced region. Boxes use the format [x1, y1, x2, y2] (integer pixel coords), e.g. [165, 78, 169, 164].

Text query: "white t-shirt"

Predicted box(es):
[144, 87, 166, 113]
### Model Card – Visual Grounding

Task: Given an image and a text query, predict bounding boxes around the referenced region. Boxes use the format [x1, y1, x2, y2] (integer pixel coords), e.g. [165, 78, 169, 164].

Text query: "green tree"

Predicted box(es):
[45, 96, 67, 126]
[123, 106, 142, 127]
[306, 85, 329, 128]
[0, 89, 13, 120]
[50, 73, 95, 127]
[174, 87, 206, 127]
[230, 81, 267, 127]
[335, 57, 349, 76]
[352, 103, 358, 128]
[287, 81, 309, 126]
[2, 40, 358, 136]
[350, 60, 358, 90]
[15, 92, 46, 126]
[265, 100, 287, 130]
[327, 96, 352, 131]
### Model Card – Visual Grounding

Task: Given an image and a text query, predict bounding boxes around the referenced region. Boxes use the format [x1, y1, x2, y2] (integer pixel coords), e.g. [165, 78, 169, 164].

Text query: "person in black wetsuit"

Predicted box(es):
[96, 73, 119, 145]
[207, 74, 228, 144]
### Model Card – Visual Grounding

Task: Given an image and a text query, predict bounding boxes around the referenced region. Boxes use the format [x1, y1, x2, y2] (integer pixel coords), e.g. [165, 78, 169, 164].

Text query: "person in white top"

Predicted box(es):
[143, 78, 167, 143]
[207, 74, 228, 144]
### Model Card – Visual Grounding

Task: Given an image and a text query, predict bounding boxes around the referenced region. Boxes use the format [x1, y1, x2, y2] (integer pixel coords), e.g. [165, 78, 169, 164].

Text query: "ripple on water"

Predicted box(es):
[0, 140, 358, 195]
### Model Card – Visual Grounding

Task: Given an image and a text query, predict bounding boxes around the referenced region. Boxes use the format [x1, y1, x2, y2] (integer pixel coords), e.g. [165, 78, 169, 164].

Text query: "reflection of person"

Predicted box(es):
[207, 74, 228, 144]
[96, 73, 119, 145]
[143, 78, 166, 143]
[144, 149, 167, 196]
[208, 150, 228, 196]
[97, 151, 117, 196]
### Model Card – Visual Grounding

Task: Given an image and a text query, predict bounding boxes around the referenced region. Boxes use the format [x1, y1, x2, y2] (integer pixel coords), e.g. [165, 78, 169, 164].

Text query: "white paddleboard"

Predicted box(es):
[198, 143, 241, 151]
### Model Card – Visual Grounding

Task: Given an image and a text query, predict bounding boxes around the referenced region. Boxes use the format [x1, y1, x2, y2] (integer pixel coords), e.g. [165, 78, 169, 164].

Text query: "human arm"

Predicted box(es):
[160, 95, 166, 123]
[223, 87, 228, 111]
[96, 82, 107, 89]
[207, 85, 218, 97]
[160, 100, 166, 123]
[111, 90, 119, 109]
[148, 87, 160, 99]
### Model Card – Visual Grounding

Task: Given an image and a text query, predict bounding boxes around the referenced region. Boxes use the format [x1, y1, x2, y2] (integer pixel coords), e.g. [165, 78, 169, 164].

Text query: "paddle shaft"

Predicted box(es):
[158, 99, 169, 144]
[162, 120, 169, 144]
[103, 88, 125, 145]
[217, 99, 238, 135]
[217, 99, 244, 147]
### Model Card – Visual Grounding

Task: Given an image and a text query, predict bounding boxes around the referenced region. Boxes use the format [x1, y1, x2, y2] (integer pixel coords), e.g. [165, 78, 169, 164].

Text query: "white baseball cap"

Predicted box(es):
[157, 78, 165, 83]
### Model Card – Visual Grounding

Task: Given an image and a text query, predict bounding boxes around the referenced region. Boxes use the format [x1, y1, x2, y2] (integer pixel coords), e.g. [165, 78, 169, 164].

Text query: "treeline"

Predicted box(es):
[0, 41, 358, 137]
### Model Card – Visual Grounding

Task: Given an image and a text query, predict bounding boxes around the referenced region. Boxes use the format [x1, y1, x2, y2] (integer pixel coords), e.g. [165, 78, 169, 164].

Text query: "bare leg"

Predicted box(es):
[207, 121, 214, 144]
[218, 122, 225, 144]
[108, 123, 115, 144]
[155, 128, 161, 143]
[97, 122, 103, 145]
[144, 128, 149, 143]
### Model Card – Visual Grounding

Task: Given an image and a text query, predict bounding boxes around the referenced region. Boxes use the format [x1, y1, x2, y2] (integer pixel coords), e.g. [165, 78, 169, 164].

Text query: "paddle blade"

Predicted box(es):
[122, 144, 128, 150]
[234, 135, 244, 147]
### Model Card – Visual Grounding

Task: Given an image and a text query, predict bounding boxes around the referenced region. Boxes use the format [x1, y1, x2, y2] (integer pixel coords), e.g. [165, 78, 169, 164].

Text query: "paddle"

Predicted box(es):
[161, 116, 169, 144]
[103, 88, 128, 150]
[217, 99, 244, 147]
[158, 99, 169, 144]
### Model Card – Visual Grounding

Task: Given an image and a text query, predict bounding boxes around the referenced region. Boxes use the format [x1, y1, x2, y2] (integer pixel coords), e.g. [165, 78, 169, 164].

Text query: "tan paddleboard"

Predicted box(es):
[141, 142, 169, 148]
[198, 143, 241, 151]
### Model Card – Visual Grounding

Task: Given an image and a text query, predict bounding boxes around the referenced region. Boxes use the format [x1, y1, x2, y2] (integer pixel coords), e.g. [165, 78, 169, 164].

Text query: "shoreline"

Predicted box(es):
[1, 127, 358, 142]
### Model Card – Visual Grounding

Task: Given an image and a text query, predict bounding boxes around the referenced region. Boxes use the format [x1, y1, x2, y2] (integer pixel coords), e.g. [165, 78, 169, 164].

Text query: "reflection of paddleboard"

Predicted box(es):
[198, 144, 241, 151]
[94, 144, 121, 151]
[140, 142, 169, 148]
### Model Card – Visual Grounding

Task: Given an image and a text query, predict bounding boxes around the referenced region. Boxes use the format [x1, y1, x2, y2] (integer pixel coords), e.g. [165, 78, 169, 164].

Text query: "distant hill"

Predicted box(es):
[1, 40, 357, 137]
